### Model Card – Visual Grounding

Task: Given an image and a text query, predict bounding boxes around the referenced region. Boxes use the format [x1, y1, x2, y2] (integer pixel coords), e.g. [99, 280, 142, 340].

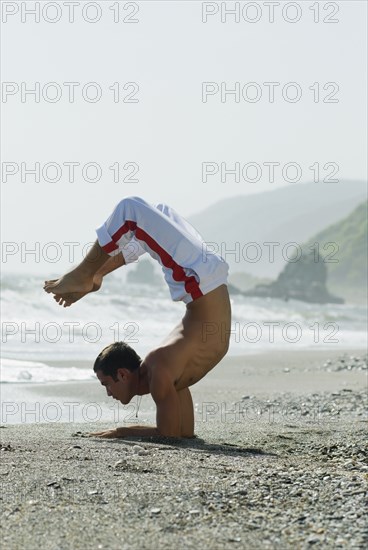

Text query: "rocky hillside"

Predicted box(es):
[188, 180, 366, 278]
[303, 201, 367, 303]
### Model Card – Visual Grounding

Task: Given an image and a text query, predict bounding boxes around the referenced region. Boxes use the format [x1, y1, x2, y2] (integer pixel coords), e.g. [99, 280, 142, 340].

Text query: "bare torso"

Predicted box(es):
[142, 285, 231, 391]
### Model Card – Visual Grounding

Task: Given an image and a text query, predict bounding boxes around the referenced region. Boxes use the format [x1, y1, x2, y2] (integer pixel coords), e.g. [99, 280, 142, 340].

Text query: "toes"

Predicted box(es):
[53, 295, 66, 307]
[45, 283, 56, 290]
[44, 280, 59, 292]
[44, 285, 55, 293]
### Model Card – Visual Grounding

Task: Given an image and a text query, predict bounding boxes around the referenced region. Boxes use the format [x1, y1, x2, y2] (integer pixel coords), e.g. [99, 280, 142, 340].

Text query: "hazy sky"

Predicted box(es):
[1, 0, 367, 273]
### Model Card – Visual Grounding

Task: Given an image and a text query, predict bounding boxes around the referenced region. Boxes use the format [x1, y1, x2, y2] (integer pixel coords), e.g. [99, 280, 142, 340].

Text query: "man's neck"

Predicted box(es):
[136, 363, 150, 396]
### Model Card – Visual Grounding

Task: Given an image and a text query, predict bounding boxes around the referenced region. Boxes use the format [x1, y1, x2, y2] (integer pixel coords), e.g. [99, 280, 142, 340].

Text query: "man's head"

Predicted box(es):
[93, 341, 142, 404]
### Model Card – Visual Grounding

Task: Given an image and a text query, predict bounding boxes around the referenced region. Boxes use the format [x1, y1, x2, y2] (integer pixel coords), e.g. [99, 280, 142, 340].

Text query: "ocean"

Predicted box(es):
[1, 272, 367, 384]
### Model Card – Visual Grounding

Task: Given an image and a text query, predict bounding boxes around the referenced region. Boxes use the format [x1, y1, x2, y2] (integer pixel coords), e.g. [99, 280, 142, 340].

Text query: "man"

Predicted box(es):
[44, 196, 231, 438]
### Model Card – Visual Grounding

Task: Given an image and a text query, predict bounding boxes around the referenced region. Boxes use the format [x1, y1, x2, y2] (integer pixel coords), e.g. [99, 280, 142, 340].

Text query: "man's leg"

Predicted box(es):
[95, 196, 205, 302]
[47, 253, 126, 307]
[44, 195, 205, 301]
[96, 196, 201, 257]
[43, 197, 147, 298]
[44, 240, 110, 296]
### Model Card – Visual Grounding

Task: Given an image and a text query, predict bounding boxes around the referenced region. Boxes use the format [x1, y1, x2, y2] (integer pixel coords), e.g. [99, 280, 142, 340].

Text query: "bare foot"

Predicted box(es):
[45, 276, 102, 307]
[43, 271, 94, 296]
[53, 292, 85, 308]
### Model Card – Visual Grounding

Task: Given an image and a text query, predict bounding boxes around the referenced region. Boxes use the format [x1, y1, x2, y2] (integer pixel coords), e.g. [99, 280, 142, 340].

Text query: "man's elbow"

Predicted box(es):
[157, 426, 182, 438]
[181, 429, 195, 438]
[157, 427, 195, 438]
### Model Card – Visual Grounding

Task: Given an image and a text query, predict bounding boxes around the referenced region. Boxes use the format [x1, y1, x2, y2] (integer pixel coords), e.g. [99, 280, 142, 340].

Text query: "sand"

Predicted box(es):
[0, 349, 367, 549]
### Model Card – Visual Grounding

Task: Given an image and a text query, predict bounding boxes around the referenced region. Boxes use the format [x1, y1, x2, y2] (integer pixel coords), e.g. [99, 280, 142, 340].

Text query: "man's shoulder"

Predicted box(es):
[142, 348, 177, 400]
[143, 345, 175, 368]
[145, 364, 173, 404]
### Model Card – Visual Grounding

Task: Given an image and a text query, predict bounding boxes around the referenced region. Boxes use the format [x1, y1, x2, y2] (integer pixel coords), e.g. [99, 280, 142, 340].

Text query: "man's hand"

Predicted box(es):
[88, 427, 125, 438]
[88, 426, 161, 438]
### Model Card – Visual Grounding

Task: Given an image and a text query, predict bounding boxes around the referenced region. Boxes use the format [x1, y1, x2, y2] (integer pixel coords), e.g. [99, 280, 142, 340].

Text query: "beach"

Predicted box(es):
[1, 348, 367, 549]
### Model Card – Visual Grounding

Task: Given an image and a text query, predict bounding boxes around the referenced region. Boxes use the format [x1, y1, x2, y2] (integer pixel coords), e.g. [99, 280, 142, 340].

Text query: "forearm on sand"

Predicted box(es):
[91, 425, 193, 438]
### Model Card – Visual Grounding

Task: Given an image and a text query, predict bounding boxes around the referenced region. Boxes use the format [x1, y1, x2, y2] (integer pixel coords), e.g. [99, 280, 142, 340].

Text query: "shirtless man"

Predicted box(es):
[44, 196, 231, 438]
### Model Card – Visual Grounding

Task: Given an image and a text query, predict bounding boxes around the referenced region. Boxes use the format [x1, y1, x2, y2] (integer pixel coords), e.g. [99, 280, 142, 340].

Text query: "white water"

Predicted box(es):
[1, 272, 367, 383]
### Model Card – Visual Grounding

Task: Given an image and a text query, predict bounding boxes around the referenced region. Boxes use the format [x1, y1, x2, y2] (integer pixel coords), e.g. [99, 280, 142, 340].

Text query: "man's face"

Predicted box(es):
[96, 369, 129, 403]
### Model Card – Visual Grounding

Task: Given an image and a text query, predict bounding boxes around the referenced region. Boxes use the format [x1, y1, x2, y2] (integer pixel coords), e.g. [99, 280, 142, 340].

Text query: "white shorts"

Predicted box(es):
[96, 196, 229, 304]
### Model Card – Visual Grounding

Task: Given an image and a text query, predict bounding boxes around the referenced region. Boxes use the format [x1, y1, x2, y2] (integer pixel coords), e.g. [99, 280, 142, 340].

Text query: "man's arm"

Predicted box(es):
[89, 371, 194, 439]
[88, 425, 160, 438]
[88, 390, 181, 438]
[88, 389, 182, 438]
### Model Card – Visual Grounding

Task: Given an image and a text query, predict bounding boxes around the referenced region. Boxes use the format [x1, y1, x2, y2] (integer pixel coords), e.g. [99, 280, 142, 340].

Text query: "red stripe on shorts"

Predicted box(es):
[103, 220, 203, 301]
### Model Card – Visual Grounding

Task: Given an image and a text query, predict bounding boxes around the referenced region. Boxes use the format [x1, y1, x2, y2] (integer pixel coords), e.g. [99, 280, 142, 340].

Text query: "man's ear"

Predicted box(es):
[116, 369, 126, 382]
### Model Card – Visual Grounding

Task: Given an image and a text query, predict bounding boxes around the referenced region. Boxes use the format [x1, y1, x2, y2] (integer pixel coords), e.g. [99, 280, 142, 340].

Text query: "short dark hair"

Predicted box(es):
[93, 342, 141, 381]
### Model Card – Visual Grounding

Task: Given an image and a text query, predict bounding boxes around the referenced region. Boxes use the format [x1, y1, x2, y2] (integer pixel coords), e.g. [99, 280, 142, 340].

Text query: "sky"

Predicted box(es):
[1, 0, 367, 274]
